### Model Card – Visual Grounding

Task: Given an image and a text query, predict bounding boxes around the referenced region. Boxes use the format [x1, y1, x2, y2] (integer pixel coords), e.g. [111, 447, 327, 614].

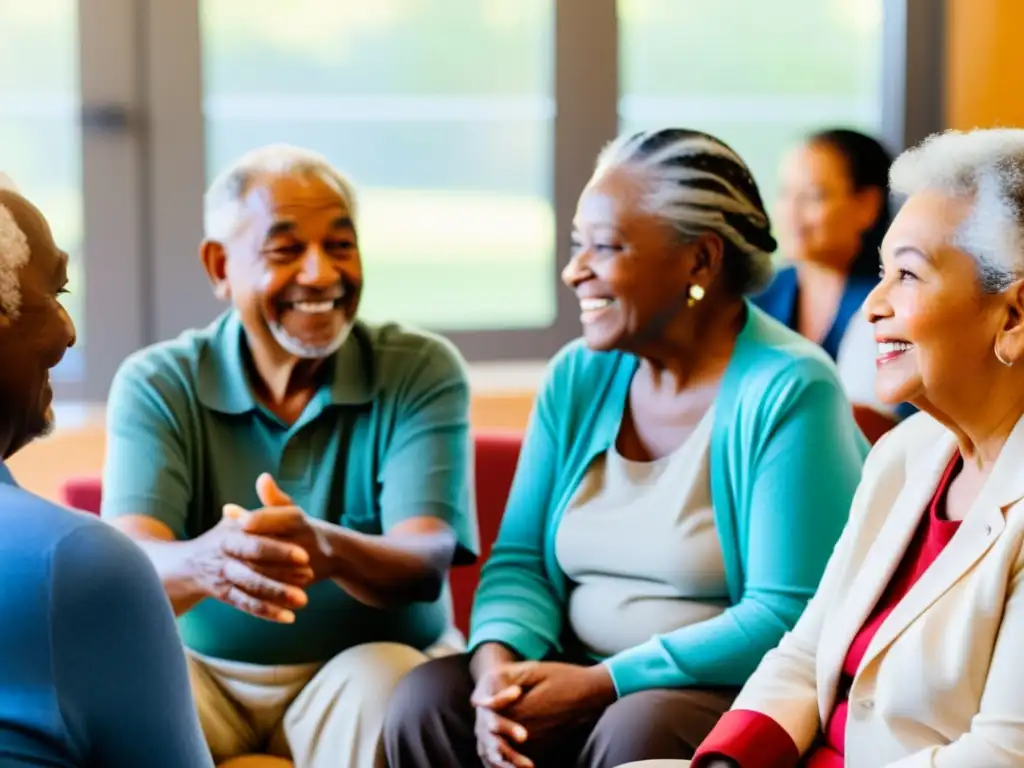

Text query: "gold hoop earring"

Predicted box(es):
[996, 346, 1014, 367]
[687, 284, 705, 308]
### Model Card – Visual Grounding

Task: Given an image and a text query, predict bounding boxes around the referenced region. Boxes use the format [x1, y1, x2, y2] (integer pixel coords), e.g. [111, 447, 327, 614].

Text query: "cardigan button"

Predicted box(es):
[859, 698, 875, 711]
[985, 525, 993, 535]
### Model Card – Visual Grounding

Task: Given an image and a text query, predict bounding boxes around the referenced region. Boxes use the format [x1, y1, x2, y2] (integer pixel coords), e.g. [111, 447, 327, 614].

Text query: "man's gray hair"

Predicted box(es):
[890, 128, 1024, 293]
[0, 173, 29, 317]
[204, 144, 359, 241]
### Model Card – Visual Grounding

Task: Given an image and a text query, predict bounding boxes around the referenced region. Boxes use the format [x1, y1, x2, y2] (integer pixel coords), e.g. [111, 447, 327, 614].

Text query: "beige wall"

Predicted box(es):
[8, 391, 536, 504]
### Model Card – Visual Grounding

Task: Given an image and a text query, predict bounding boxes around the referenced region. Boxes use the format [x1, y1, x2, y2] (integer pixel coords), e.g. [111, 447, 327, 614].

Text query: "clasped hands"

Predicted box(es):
[191, 472, 332, 622]
[470, 655, 617, 768]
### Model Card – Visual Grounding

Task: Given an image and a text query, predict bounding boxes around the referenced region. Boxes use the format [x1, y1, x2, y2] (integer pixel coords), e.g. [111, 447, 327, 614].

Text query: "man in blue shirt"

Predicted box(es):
[0, 183, 213, 766]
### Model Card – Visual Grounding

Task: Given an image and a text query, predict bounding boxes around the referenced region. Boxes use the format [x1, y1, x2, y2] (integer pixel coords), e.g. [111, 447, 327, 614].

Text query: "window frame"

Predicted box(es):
[49, 0, 148, 401]
[63, 0, 944, 401]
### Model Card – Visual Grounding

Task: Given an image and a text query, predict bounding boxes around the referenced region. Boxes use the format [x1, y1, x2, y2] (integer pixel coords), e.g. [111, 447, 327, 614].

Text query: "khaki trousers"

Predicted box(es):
[188, 642, 430, 768]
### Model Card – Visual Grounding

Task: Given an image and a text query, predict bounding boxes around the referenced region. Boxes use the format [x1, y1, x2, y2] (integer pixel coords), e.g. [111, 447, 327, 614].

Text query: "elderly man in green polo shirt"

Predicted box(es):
[101, 144, 478, 768]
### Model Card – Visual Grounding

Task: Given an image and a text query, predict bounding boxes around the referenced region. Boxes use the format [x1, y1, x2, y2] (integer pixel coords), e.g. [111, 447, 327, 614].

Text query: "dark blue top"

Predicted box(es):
[0, 464, 212, 767]
[751, 266, 876, 362]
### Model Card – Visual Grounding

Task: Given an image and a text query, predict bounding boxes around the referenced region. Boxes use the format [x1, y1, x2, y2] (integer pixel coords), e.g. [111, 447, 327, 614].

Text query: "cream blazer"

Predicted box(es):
[731, 412, 1024, 767]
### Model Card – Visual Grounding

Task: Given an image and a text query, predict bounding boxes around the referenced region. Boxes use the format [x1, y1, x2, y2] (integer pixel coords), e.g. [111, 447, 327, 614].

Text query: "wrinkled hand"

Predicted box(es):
[471, 663, 532, 768]
[488, 662, 617, 743]
[189, 508, 313, 624]
[233, 474, 336, 583]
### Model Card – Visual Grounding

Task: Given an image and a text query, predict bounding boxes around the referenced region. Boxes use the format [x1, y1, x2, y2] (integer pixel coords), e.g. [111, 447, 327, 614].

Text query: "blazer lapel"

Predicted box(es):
[991, 414, 1024, 511]
[860, 415, 1024, 670]
[817, 430, 956, 709]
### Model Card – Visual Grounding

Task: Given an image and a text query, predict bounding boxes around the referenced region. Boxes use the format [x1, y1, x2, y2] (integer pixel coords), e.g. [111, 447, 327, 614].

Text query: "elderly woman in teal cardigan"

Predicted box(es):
[384, 128, 869, 768]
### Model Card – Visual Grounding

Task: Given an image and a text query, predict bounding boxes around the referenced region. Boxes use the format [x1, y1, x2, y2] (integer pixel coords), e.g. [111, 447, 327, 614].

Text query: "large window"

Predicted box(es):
[46, 0, 941, 400]
[200, 0, 556, 330]
[0, 1, 84, 381]
[619, 0, 885, 218]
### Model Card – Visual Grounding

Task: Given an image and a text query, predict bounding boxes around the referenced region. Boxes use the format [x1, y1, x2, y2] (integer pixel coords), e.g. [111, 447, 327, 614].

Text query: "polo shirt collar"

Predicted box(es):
[197, 310, 376, 415]
[0, 462, 15, 487]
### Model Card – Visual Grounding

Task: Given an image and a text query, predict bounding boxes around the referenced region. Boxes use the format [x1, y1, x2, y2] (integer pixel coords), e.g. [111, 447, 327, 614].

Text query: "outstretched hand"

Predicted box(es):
[227, 474, 335, 583]
[189, 498, 312, 624]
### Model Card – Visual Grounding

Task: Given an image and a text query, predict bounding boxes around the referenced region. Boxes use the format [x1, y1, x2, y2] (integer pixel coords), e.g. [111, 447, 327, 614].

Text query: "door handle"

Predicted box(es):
[80, 103, 136, 134]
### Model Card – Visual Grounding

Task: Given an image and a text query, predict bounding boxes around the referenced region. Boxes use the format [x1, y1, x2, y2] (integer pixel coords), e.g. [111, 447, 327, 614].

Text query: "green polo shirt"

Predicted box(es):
[101, 311, 478, 665]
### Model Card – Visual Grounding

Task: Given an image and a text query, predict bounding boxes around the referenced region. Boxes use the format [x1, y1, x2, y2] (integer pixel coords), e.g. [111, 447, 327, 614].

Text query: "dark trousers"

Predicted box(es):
[383, 653, 737, 768]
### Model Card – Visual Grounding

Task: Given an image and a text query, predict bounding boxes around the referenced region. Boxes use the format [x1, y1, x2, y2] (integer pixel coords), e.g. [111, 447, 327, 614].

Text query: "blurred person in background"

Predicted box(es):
[624, 127, 1024, 768]
[383, 128, 867, 768]
[0, 181, 212, 767]
[755, 128, 908, 419]
[101, 145, 478, 768]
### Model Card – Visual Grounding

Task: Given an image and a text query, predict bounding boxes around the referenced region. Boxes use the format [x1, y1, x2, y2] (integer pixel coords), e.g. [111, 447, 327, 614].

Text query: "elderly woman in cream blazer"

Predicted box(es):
[620, 127, 1024, 768]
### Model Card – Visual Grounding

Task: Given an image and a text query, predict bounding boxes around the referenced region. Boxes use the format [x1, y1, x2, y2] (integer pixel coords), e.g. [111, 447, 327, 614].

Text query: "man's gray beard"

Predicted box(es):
[268, 319, 352, 359]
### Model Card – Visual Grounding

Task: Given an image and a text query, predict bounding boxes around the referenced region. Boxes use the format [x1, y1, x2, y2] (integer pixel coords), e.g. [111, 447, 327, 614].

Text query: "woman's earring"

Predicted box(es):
[996, 346, 1014, 367]
[687, 284, 705, 308]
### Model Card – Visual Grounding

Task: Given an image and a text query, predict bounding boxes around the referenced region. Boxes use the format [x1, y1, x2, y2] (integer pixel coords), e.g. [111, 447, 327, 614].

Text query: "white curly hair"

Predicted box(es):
[204, 144, 358, 241]
[0, 173, 30, 317]
[890, 128, 1024, 293]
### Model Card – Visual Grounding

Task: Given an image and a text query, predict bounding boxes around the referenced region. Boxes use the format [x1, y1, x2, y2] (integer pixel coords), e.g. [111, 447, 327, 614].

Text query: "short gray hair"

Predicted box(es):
[890, 128, 1024, 293]
[0, 174, 29, 317]
[204, 144, 359, 241]
[593, 128, 777, 295]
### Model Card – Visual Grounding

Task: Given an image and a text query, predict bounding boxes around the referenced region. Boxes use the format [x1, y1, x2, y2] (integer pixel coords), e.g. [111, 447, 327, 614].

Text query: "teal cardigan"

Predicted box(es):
[469, 304, 869, 697]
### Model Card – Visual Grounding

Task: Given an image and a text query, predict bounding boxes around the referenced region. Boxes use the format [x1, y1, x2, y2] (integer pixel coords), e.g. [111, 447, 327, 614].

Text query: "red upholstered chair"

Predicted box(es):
[60, 476, 102, 515]
[451, 430, 522, 636]
[852, 404, 898, 445]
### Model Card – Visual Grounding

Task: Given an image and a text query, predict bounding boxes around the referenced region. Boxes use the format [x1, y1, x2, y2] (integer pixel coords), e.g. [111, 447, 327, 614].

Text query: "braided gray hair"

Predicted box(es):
[595, 129, 777, 295]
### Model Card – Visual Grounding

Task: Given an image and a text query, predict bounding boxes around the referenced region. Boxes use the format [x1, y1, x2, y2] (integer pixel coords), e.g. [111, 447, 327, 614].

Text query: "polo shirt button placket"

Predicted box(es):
[279, 432, 312, 483]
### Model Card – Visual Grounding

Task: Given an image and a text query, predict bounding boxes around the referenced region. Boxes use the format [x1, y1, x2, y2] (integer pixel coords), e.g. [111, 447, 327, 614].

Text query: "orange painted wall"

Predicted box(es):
[945, 0, 1024, 130]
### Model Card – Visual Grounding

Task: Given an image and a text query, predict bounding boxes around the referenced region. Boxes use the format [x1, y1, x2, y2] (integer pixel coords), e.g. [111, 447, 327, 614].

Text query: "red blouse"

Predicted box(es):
[693, 453, 963, 768]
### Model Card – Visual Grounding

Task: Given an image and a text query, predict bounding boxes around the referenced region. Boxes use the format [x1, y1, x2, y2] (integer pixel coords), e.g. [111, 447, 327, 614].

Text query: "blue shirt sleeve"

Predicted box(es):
[49, 523, 213, 768]
[101, 357, 193, 539]
[378, 337, 478, 563]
